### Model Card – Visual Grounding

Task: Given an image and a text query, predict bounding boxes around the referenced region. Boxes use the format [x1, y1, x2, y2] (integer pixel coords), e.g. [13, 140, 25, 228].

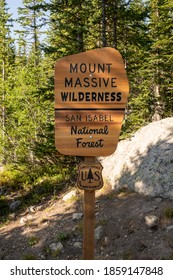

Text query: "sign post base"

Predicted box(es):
[83, 190, 95, 259]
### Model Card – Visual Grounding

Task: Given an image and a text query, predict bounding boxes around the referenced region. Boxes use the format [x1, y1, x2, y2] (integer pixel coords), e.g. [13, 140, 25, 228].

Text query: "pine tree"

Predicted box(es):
[0, 0, 55, 167]
[0, 0, 15, 163]
[17, 0, 46, 59]
[115, 0, 153, 134]
[148, 0, 173, 120]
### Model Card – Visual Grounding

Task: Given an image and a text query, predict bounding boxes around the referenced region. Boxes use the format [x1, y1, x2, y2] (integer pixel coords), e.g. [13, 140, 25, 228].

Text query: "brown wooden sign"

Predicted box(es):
[55, 47, 129, 156]
[77, 161, 103, 190]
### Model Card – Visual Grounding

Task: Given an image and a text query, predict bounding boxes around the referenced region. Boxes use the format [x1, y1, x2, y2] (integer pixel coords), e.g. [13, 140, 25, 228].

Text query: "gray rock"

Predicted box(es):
[36, 205, 43, 211]
[26, 214, 34, 221]
[39, 254, 46, 260]
[167, 225, 173, 231]
[63, 190, 77, 201]
[104, 236, 109, 244]
[72, 213, 83, 220]
[154, 197, 162, 203]
[20, 215, 33, 225]
[73, 242, 82, 249]
[20, 217, 28, 225]
[145, 215, 158, 228]
[28, 206, 36, 213]
[9, 213, 16, 220]
[100, 118, 173, 198]
[95, 226, 104, 240]
[102, 236, 109, 246]
[49, 242, 63, 252]
[9, 200, 21, 211]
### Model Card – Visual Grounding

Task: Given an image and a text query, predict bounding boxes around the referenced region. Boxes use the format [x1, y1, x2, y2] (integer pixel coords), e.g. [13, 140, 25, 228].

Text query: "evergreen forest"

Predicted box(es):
[0, 0, 173, 212]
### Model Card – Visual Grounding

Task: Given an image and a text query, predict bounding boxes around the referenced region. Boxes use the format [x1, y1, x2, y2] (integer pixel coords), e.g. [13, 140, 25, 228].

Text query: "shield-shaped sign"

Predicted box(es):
[77, 162, 103, 190]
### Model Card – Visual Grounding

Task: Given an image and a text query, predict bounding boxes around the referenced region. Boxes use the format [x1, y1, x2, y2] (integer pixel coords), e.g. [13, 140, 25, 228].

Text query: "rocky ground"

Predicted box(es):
[0, 184, 173, 260]
[1, 118, 173, 260]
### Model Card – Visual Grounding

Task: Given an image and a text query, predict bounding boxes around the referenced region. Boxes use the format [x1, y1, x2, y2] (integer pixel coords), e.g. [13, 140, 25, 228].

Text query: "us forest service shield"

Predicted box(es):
[77, 162, 103, 190]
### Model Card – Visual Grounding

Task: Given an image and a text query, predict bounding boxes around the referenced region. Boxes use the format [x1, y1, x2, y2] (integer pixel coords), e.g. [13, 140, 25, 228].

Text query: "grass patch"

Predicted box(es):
[96, 218, 107, 227]
[23, 254, 37, 260]
[42, 246, 52, 257]
[163, 207, 173, 219]
[56, 232, 70, 242]
[66, 194, 80, 203]
[0, 168, 24, 190]
[117, 187, 134, 198]
[28, 236, 40, 247]
[75, 220, 83, 233]
[42, 246, 61, 259]
[166, 252, 173, 260]
[122, 250, 135, 260]
[51, 249, 61, 258]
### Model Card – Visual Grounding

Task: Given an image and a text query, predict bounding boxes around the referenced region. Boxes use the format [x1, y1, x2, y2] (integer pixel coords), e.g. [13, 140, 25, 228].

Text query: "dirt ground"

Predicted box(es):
[0, 184, 173, 260]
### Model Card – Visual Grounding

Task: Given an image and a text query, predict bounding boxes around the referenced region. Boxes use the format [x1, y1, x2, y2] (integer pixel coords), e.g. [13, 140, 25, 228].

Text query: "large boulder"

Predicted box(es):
[100, 118, 173, 198]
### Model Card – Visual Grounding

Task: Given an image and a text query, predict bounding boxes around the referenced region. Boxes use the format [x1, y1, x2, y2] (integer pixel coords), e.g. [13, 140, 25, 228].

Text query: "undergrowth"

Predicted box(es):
[0, 162, 77, 224]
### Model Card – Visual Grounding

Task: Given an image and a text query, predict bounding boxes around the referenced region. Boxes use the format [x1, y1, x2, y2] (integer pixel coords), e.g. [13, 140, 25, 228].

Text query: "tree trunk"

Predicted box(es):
[102, 0, 107, 47]
[113, 0, 117, 48]
[77, 1, 84, 52]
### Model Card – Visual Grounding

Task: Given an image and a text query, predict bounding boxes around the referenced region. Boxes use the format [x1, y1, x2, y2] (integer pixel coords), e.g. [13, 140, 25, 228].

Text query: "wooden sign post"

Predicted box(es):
[82, 156, 96, 260]
[54, 47, 129, 259]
